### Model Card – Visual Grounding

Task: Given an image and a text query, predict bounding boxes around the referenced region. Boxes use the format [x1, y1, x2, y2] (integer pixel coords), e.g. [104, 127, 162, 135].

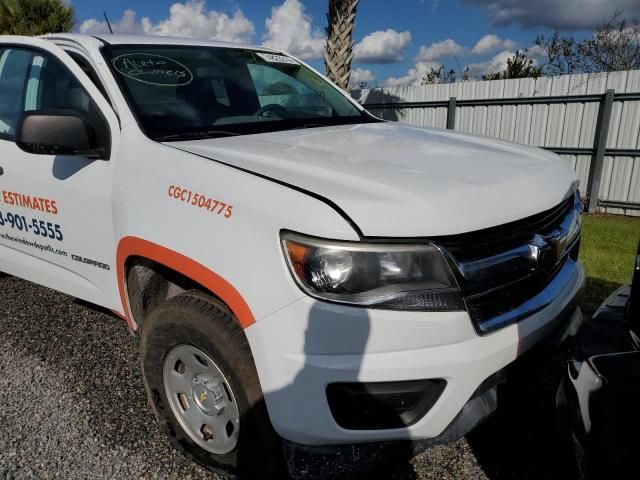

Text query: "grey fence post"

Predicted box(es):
[446, 97, 456, 130]
[586, 89, 615, 213]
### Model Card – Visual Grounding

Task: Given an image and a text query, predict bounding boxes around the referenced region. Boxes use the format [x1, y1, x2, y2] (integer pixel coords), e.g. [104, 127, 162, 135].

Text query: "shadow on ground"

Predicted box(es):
[467, 274, 623, 480]
[466, 348, 574, 480]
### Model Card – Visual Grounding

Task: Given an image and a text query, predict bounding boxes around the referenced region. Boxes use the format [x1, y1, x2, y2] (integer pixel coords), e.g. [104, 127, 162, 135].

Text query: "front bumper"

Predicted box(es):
[246, 259, 585, 446]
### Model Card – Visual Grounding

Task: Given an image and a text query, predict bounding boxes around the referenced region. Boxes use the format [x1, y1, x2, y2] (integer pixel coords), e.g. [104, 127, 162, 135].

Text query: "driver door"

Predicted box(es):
[0, 37, 121, 310]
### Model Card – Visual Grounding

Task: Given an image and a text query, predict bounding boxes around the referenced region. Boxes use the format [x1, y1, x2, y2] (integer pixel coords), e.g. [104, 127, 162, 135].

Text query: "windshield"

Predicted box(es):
[102, 45, 378, 141]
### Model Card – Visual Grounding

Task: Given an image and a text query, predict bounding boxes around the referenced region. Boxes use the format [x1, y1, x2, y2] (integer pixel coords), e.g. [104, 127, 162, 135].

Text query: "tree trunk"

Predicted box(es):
[324, 0, 359, 90]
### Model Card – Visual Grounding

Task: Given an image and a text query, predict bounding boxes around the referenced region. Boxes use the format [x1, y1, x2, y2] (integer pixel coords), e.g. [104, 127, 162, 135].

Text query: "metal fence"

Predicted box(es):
[351, 71, 640, 215]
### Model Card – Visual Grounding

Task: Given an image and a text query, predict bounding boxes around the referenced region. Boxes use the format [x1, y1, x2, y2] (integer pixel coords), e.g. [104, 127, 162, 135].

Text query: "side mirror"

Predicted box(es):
[15, 110, 104, 160]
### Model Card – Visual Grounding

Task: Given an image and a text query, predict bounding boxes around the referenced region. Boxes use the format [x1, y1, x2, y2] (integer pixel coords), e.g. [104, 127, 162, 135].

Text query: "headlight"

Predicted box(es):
[281, 232, 463, 311]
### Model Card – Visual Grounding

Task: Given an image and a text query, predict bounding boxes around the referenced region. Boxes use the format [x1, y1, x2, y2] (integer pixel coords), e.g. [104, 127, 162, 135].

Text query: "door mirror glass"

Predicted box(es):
[15, 110, 103, 159]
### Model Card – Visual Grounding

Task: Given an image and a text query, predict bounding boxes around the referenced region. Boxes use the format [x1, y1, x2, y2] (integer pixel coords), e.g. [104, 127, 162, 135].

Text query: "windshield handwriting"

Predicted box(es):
[112, 53, 193, 86]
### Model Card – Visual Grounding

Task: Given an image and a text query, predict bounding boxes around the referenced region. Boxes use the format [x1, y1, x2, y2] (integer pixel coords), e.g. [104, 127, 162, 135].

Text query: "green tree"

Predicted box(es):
[535, 11, 640, 74]
[583, 13, 640, 71]
[421, 66, 458, 85]
[534, 31, 582, 75]
[482, 51, 542, 80]
[0, 0, 74, 36]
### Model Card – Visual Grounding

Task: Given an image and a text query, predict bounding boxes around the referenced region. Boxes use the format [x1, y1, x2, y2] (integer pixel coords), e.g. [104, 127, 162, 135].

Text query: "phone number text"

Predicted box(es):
[0, 211, 63, 241]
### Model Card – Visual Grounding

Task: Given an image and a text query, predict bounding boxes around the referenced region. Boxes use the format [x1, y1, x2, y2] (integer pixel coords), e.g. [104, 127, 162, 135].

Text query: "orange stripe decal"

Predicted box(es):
[116, 236, 255, 330]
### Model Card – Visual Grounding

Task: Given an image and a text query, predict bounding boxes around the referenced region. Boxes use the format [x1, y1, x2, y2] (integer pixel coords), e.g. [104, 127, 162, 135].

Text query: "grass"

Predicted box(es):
[580, 214, 640, 316]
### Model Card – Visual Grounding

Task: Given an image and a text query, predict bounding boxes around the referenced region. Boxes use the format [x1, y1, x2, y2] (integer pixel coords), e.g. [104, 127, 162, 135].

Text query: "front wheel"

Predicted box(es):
[140, 291, 285, 478]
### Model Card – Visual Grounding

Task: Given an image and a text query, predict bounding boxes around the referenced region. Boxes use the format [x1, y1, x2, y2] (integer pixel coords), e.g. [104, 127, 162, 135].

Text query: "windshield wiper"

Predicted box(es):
[156, 130, 241, 142]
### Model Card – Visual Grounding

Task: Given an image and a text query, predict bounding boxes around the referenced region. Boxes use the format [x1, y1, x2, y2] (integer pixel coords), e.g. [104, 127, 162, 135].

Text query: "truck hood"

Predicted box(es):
[171, 122, 577, 237]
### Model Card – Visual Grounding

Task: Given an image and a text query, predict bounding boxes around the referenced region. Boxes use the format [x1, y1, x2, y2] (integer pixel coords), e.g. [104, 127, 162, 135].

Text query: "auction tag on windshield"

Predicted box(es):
[256, 52, 299, 65]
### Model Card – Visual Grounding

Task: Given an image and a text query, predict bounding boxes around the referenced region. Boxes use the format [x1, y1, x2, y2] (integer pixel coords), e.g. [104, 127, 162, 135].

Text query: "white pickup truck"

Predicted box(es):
[0, 33, 584, 478]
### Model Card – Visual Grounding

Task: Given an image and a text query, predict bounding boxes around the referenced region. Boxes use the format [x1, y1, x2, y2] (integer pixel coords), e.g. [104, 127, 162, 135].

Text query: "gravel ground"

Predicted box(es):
[0, 275, 573, 479]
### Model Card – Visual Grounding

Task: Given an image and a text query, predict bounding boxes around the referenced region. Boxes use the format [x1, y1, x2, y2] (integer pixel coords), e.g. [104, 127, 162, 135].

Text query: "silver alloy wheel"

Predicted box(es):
[163, 344, 240, 454]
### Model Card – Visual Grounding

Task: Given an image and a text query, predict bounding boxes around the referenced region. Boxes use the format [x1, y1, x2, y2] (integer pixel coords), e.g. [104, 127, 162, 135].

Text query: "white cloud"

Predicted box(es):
[415, 39, 465, 62]
[79, 1, 255, 43]
[466, 49, 541, 77]
[471, 34, 517, 54]
[79, 9, 141, 35]
[463, 0, 640, 30]
[353, 29, 411, 64]
[383, 61, 441, 87]
[349, 67, 375, 86]
[526, 44, 546, 60]
[466, 51, 513, 77]
[262, 0, 325, 60]
[465, 50, 515, 77]
[142, 2, 254, 43]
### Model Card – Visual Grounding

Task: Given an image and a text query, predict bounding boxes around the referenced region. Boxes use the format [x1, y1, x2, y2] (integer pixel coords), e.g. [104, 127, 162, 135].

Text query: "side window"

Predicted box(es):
[67, 52, 111, 105]
[0, 48, 33, 138]
[247, 63, 332, 116]
[28, 51, 91, 113]
[0, 46, 109, 152]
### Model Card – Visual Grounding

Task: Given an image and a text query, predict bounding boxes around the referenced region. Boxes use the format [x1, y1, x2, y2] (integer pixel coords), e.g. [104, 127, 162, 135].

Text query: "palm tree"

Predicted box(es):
[324, 0, 359, 90]
[0, 0, 17, 33]
[0, 0, 74, 36]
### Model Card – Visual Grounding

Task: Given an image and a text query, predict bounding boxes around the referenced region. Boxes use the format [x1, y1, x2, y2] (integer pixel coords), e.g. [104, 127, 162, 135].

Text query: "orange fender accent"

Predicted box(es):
[116, 236, 255, 330]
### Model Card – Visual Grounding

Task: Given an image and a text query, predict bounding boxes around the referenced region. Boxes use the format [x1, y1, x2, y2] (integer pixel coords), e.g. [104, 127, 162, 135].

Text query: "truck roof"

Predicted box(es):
[41, 32, 278, 52]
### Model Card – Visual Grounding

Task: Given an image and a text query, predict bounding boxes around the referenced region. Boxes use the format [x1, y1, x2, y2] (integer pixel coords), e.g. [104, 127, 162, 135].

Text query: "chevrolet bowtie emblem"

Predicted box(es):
[528, 234, 560, 269]
[529, 234, 545, 259]
[199, 391, 207, 403]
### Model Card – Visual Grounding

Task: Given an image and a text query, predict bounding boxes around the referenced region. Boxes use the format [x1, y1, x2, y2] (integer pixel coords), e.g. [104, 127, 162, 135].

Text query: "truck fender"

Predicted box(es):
[116, 236, 255, 330]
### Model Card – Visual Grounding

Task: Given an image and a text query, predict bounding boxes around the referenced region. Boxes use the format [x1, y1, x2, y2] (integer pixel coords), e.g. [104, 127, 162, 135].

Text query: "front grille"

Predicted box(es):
[435, 195, 575, 262]
[436, 193, 581, 334]
[465, 241, 579, 328]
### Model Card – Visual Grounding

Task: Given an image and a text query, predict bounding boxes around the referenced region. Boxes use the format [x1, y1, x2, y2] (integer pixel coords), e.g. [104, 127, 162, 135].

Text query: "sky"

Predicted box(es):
[69, 0, 639, 88]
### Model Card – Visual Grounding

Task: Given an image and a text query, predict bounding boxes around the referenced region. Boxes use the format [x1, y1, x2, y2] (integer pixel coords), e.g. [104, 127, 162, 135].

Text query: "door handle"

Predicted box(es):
[0, 166, 4, 175]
